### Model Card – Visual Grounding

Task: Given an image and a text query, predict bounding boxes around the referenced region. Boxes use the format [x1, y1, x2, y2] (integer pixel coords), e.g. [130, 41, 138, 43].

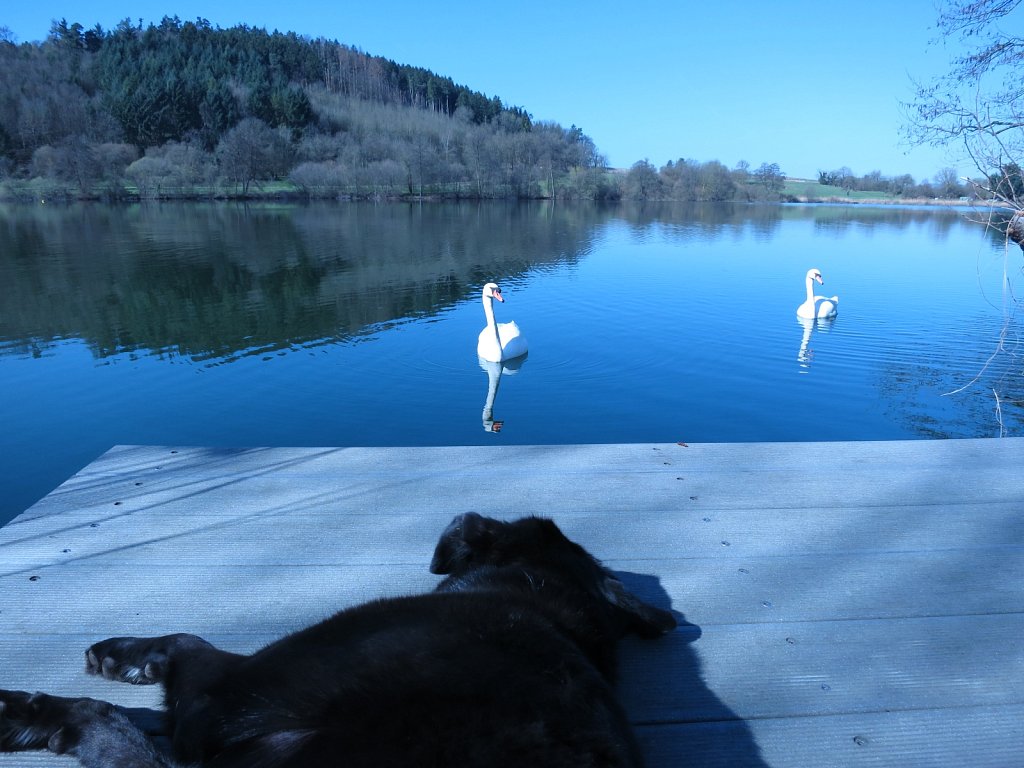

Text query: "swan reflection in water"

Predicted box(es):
[479, 354, 527, 432]
[797, 315, 836, 372]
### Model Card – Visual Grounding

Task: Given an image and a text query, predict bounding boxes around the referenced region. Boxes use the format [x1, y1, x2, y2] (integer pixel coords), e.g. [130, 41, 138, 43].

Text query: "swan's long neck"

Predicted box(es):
[806, 276, 816, 303]
[483, 294, 497, 329]
[482, 292, 502, 356]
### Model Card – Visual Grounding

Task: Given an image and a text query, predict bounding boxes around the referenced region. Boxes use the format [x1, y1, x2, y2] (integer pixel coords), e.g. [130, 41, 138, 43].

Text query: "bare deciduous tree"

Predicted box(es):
[216, 118, 293, 195]
[904, 0, 1024, 226]
[753, 162, 785, 194]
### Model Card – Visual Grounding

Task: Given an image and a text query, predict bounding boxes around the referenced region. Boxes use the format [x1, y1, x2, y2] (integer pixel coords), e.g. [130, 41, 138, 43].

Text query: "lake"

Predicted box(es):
[1, 200, 1020, 526]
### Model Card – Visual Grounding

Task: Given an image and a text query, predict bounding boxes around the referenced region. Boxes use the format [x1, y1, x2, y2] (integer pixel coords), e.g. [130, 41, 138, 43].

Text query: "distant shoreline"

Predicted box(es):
[0, 189, 998, 208]
[0, 177, 1002, 208]
[786, 196, 988, 208]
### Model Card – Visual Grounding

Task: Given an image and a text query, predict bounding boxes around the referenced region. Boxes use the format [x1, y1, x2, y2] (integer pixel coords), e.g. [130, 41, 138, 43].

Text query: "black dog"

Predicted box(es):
[0, 513, 676, 767]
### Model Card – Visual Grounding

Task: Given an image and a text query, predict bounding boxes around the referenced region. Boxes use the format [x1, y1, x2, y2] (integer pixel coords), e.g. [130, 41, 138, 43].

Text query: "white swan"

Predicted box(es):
[477, 283, 528, 363]
[797, 268, 838, 320]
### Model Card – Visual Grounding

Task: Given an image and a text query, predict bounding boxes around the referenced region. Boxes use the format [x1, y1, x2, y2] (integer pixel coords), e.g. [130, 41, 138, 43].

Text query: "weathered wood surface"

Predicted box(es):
[1, 439, 1022, 767]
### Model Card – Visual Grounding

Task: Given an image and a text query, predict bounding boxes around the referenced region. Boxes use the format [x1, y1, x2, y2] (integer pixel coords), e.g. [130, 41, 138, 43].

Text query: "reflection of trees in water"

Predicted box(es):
[614, 201, 784, 242]
[609, 200, 970, 243]
[802, 204, 971, 242]
[0, 202, 605, 360]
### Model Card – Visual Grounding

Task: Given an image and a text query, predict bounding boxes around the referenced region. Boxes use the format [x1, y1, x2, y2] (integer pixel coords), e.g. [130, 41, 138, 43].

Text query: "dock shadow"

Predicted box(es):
[614, 571, 769, 768]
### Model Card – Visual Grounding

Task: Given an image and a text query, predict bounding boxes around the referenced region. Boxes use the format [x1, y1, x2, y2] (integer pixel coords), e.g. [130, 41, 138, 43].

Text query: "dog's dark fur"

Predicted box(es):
[0, 513, 676, 767]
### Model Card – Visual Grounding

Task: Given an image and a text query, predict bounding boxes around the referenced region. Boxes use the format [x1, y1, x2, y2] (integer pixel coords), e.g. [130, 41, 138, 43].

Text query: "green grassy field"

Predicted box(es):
[783, 178, 895, 201]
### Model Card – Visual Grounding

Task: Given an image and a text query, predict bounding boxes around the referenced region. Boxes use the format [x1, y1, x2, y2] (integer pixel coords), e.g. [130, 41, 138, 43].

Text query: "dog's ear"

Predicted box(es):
[600, 576, 677, 637]
[429, 512, 493, 574]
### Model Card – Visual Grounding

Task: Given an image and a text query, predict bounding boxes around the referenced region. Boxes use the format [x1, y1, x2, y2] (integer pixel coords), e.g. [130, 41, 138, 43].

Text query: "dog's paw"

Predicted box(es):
[0, 690, 112, 753]
[0, 689, 54, 751]
[86, 637, 171, 685]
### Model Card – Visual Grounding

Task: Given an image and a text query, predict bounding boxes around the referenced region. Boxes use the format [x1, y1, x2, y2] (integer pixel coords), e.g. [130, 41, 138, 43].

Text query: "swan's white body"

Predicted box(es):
[477, 283, 528, 363]
[797, 268, 838, 320]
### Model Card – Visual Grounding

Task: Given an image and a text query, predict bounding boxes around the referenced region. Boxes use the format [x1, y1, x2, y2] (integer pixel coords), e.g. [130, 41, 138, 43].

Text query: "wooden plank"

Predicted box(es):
[2, 643, 1022, 768]
[617, 613, 1024, 721]
[14, 441, 1024, 528]
[3, 500, 1021, 569]
[2, 706, 1021, 768]
[0, 755, 71, 767]
[4, 613, 1021, 723]
[651, 549, 1024, 624]
[3, 542, 1019, 632]
[53, 439, 1024, 480]
[637, 703, 1024, 768]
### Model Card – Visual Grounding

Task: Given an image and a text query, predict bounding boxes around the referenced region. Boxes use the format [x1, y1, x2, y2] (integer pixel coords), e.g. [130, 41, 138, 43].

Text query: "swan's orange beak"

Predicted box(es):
[814, 275, 823, 285]
[492, 288, 504, 302]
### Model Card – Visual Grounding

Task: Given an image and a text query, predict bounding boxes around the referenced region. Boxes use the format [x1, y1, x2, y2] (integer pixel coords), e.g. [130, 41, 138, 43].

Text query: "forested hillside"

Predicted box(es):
[0, 17, 612, 200]
[0, 17, 968, 204]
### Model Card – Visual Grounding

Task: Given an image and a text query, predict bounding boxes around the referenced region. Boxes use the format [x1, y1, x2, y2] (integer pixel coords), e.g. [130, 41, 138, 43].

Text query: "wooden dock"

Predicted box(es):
[1, 439, 1022, 767]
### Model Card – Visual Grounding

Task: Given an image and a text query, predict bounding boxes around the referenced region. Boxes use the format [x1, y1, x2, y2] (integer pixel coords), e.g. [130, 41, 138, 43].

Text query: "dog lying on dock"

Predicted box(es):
[0, 513, 676, 767]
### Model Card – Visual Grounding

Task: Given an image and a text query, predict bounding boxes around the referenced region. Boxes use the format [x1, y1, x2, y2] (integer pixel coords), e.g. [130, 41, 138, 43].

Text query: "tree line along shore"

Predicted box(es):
[0, 17, 981, 204]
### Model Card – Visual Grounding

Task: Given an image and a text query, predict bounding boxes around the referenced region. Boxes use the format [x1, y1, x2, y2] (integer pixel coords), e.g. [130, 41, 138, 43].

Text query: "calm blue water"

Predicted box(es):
[1, 201, 1020, 525]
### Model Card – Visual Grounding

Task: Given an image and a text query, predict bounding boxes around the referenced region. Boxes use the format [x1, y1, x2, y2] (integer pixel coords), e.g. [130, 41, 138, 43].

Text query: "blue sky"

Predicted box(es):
[4, 2, 971, 181]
